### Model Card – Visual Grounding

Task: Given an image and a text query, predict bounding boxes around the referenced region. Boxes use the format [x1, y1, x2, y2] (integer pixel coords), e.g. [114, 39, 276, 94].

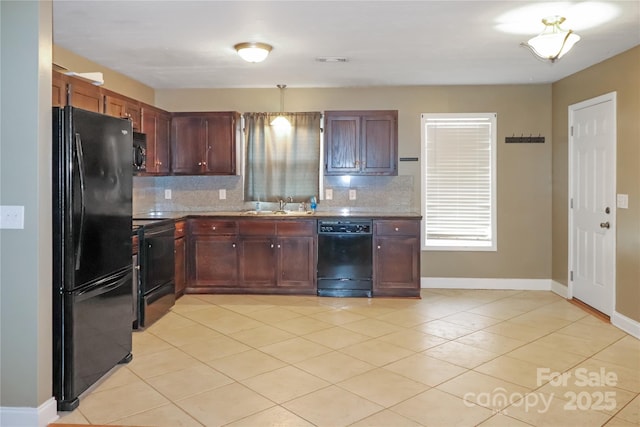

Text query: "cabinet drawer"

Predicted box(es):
[174, 220, 186, 238]
[277, 220, 315, 236]
[239, 220, 277, 236]
[375, 220, 419, 236]
[189, 219, 237, 235]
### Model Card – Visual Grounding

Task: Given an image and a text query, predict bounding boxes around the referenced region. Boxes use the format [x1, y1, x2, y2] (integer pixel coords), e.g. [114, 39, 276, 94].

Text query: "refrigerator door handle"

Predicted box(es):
[74, 133, 86, 271]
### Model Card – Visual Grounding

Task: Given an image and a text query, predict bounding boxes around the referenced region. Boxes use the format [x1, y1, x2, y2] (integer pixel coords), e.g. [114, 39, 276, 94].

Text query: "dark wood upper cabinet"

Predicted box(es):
[141, 104, 171, 174]
[171, 112, 240, 175]
[103, 90, 141, 131]
[325, 110, 398, 175]
[52, 71, 68, 107]
[67, 77, 103, 113]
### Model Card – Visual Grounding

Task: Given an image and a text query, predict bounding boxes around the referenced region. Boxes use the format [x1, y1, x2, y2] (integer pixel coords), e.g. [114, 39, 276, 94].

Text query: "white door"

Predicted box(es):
[569, 92, 616, 315]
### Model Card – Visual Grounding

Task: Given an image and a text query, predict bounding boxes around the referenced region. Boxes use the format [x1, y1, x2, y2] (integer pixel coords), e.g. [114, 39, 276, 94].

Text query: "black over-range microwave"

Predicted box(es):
[133, 132, 146, 174]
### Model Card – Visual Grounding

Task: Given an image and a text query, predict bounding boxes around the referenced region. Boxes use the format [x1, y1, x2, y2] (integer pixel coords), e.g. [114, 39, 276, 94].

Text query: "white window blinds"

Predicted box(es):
[421, 113, 496, 250]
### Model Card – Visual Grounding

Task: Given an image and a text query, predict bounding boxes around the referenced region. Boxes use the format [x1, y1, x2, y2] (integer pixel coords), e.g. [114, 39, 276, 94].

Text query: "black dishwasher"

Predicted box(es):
[317, 220, 373, 297]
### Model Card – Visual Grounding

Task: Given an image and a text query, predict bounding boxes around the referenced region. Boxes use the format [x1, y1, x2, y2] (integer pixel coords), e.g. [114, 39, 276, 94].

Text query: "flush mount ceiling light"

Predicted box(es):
[521, 16, 581, 62]
[270, 84, 291, 128]
[234, 42, 272, 63]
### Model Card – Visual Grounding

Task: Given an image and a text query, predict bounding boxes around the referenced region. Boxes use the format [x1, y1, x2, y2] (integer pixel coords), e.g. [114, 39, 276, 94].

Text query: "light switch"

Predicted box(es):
[0, 205, 25, 229]
[164, 189, 172, 199]
[325, 188, 333, 200]
[617, 194, 629, 209]
[219, 189, 226, 200]
[349, 189, 357, 200]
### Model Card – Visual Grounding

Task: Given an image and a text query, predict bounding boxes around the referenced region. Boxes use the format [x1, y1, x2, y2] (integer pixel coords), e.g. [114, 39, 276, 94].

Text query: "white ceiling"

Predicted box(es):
[53, 1, 640, 89]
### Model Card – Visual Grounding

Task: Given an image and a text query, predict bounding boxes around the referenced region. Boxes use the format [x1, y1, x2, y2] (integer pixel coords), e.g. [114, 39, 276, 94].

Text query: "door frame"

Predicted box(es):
[567, 91, 617, 314]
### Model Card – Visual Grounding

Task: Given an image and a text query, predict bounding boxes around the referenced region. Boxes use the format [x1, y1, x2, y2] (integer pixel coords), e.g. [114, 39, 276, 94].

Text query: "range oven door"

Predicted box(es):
[136, 222, 175, 328]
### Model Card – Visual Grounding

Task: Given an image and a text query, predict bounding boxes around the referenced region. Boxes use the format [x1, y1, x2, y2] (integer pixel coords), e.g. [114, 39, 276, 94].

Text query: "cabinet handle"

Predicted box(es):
[232, 243, 236, 248]
[395, 227, 399, 232]
[277, 244, 281, 249]
[156, 161, 162, 166]
[270, 243, 274, 248]
[198, 162, 202, 166]
[354, 160, 360, 166]
[377, 245, 381, 249]
[202, 162, 207, 166]
[212, 226, 216, 230]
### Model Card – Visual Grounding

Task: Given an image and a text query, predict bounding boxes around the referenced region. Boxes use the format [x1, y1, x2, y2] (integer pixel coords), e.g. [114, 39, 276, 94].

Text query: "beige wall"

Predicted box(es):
[157, 85, 553, 280]
[53, 45, 155, 105]
[552, 46, 640, 322]
[1, 0, 53, 409]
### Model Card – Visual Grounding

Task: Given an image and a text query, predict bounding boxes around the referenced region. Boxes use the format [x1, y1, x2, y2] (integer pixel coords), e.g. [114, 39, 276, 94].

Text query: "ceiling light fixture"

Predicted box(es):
[521, 16, 581, 63]
[270, 84, 291, 128]
[234, 42, 272, 63]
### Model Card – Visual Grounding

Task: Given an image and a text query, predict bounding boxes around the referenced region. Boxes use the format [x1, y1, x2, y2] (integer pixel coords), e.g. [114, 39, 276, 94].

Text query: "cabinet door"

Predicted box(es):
[174, 236, 186, 296]
[142, 107, 171, 174]
[68, 79, 102, 113]
[361, 113, 397, 175]
[104, 95, 127, 120]
[325, 114, 360, 174]
[126, 103, 142, 132]
[373, 236, 420, 297]
[52, 72, 67, 107]
[190, 235, 238, 287]
[105, 95, 141, 131]
[278, 236, 315, 289]
[171, 116, 205, 174]
[238, 237, 276, 287]
[155, 111, 171, 174]
[204, 113, 237, 174]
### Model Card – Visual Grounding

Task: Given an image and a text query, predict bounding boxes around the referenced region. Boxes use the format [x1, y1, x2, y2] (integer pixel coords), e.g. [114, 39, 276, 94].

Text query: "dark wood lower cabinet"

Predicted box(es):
[186, 218, 316, 294]
[174, 221, 186, 297]
[238, 237, 277, 287]
[185, 217, 420, 297]
[373, 220, 421, 297]
[278, 236, 315, 289]
[190, 235, 238, 289]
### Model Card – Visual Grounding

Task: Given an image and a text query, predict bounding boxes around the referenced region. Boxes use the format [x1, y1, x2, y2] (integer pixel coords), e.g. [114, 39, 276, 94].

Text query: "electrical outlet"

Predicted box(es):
[349, 189, 357, 200]
[219, 189, 227, 200]
[325, 188, 333, 200]
[164, 189, 172, 199]
[0, 205, 25, 229]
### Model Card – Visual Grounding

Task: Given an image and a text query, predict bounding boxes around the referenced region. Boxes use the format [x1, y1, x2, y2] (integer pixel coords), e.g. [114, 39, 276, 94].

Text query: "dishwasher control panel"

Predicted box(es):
[318, 220, 372, 234]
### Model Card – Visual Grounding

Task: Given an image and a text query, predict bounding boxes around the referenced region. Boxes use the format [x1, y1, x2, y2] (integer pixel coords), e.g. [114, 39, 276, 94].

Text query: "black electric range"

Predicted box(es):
[131, 218, 175, 329]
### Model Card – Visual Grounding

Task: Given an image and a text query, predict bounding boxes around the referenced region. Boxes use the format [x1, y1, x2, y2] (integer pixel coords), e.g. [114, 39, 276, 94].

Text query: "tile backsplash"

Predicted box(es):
[133, 175, 415, 214]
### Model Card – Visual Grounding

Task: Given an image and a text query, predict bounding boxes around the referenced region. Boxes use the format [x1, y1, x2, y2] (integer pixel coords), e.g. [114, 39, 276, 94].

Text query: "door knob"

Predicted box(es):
[600, 222, 610, 229]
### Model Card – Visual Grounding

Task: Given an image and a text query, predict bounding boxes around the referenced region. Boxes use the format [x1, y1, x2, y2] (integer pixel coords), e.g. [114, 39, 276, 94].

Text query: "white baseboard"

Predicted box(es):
[550, 280, 569, 298]
[611, 310, 640, 339]
[421, 277, 553, 291]
[0, 397, 58, 427]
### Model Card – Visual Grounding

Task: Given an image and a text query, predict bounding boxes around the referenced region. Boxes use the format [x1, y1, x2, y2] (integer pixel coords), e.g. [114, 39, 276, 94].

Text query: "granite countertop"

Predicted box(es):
[133, 210, 422, 221]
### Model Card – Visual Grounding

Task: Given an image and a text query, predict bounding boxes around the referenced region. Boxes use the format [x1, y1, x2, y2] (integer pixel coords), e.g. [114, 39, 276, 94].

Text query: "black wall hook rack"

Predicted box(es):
[505, 134, 545, 144]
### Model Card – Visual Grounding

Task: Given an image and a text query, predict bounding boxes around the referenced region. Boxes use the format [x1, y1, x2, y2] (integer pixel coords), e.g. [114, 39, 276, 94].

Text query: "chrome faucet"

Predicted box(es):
[278, 196, 293, 211]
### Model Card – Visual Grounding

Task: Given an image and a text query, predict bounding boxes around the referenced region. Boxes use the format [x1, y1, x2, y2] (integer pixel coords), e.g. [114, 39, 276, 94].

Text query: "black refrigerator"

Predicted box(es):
[52, 106, 133, 411]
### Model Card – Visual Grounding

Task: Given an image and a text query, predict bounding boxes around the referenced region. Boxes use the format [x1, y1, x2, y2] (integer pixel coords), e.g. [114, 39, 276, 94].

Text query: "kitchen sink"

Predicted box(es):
[243, 210, 314, 216]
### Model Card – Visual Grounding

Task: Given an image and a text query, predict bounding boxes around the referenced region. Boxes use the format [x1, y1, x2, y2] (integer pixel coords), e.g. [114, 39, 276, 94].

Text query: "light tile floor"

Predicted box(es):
[53, 289, 640, 427]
